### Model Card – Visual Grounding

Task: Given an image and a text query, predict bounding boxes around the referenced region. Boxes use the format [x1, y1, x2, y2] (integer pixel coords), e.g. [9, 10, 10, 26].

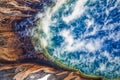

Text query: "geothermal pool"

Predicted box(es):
[31, 0, 120, 79]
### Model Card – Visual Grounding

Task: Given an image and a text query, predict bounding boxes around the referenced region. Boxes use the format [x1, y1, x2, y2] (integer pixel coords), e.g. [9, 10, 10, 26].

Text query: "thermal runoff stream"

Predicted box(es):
[31, 0, 120, 79]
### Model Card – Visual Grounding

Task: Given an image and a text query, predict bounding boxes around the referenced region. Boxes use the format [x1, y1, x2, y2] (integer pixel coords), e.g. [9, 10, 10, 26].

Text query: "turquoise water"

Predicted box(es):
[34, 0, 120, 79]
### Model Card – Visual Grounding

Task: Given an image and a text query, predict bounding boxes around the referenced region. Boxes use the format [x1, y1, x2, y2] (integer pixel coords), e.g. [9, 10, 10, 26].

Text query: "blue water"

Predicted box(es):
[36, 0, 120, 79]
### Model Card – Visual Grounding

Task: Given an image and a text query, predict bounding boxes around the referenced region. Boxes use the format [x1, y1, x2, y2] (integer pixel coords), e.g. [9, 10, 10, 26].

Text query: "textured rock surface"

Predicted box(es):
[0, 63, 98, 80]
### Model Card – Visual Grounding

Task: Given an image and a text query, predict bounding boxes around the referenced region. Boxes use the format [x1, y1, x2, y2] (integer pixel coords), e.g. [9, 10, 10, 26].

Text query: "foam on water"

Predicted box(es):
[33, 0, 120, 79]
[62, 0, 88, 23]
